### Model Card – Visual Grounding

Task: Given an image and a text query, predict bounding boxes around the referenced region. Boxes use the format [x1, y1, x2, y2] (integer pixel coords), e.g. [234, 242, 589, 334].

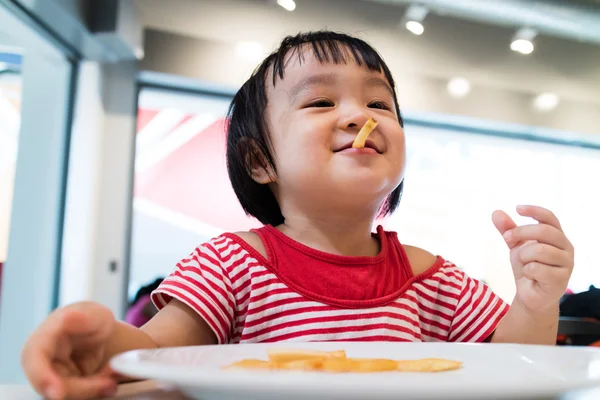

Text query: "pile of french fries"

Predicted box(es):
[224, 348, 462, 373]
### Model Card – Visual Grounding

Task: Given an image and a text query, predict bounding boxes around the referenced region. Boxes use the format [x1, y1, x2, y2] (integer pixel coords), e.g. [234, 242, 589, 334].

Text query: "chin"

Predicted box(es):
[332, 177, 397, 201]
[341, 169, 399, 188]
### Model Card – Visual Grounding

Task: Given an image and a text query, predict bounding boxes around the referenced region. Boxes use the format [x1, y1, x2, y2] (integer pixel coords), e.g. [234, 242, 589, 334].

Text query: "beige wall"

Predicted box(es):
[139, 28, 600, 138]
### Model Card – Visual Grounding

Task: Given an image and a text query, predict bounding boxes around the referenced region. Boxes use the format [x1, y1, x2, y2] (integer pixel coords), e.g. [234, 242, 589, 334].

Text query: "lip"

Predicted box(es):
[334, 139, 382, 154]
[338, 147, 379, 155]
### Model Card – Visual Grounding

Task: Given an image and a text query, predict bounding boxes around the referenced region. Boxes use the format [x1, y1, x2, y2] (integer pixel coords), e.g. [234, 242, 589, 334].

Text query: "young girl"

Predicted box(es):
[21, 31, 574, 400]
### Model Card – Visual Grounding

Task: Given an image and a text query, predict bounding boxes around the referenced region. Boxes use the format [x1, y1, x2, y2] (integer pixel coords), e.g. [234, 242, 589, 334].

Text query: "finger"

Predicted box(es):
[504, 224, 571, 251]
[54, 360, 81, 378]
[43, 362, 84, 399]
[76, 350, 107, 376]
[21, 323, 67, 398]
[518, 243, 572, 268]
[516, 205, 563, 231]
[492, 210, 518, 239]
[22, 308, 108, 398]
[63, 305, 114, 342]
[61, 376, 117, 400]
[98, 363, 121, 378]
[522, 262, 571, 284]
[99, 363, 134, 384]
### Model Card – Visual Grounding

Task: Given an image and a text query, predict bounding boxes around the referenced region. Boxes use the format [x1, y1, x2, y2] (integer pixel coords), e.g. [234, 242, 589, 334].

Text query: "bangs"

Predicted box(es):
[268, 31, 391, 86]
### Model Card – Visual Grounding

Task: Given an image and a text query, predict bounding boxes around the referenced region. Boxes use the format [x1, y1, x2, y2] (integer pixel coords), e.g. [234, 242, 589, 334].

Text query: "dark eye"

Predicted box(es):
[368, 101, 391, 110]
[308, 99, 335, 108]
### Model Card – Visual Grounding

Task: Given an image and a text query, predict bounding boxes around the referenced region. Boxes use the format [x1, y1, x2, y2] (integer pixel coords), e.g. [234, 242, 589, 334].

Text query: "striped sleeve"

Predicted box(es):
[151, 237, 236, 344]
[447, 270, 510, 342]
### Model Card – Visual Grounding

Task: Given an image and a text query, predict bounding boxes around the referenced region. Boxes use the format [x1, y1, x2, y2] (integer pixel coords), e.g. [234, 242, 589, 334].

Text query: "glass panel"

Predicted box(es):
[381, 126, 600, 301]
[0, 4, 74, 382]
[0, 25, 23, 305]
[129, 88, 250, 321]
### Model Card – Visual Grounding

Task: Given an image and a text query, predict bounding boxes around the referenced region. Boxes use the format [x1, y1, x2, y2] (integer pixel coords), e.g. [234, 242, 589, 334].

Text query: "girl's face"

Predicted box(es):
[262, 50, 406, 216]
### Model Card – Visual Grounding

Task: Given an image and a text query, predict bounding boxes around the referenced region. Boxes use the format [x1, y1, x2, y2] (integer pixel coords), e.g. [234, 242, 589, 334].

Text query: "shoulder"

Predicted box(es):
[401, 244, 441, 276]
[381, 228, 442, 276]
[229, 231, 268, 259]
[185, 232, 267, 264]
[400, 244, 476, 292]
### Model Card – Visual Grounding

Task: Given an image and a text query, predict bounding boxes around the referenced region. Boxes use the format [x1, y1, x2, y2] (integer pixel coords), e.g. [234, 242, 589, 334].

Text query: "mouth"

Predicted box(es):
[335, 140, 382, 154]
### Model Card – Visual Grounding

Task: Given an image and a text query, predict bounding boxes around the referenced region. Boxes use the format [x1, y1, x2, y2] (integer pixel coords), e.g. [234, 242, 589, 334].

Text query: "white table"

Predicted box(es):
[3, 381, 600, 400]
[0, 381, 189, 399]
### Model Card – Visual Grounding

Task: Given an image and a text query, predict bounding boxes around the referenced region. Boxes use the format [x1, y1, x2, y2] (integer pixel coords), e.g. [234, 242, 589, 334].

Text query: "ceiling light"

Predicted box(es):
[533, 92, 559, 111]
[447, 77, 471, 98]
[405, 21, 424, 36]
[235, 41, 264, 62]
[403, 4, 428, 36]
[134, 47, 145, 60]
[277, 0, 296, 11]
[510, 39, 534, 55]
[511, 27, 537, 55]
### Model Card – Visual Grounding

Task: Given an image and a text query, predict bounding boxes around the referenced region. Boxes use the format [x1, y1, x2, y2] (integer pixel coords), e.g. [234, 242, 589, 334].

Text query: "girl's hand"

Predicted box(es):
[492, 205, 574, 315]
[21, 302, 118, 400]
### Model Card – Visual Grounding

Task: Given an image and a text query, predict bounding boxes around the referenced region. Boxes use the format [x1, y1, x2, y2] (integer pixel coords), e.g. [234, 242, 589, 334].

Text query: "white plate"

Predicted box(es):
[110, 342, 600, 400]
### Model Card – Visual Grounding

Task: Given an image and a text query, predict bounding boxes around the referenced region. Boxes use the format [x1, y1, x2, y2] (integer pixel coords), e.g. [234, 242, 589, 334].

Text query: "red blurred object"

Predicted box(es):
[134, 112, 261, 233]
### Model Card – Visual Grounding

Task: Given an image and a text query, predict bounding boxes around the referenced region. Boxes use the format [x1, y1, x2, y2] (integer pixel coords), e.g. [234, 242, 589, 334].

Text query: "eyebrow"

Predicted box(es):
[287, 73, 395, 101]
[288, 73, 337, 100]
[365, 76, 395, 98]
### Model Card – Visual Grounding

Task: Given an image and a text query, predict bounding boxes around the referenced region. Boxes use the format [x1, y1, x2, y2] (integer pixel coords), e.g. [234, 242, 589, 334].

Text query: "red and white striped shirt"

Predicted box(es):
[152, 225, 509, 344]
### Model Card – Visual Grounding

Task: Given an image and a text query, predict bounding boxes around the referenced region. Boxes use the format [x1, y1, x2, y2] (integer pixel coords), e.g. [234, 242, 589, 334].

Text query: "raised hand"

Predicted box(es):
[492, 205, 574, 314]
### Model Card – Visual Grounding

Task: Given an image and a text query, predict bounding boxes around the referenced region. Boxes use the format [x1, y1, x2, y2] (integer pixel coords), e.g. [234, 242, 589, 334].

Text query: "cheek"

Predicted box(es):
[272, 133, 331, 185]
[279, 116, 335, 160]
[397, 132, 407, 160]
[292, 114, 333, 141]
[387, 127, 407, 174]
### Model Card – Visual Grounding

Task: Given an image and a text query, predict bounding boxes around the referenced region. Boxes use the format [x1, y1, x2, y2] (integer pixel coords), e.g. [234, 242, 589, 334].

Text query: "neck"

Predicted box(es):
[275, 208, 380, 257]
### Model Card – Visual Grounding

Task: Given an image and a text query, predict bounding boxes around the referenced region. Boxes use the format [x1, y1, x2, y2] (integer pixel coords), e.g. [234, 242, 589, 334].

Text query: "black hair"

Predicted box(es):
[226, 31, 404, 226]
[130, 277, 163, 307]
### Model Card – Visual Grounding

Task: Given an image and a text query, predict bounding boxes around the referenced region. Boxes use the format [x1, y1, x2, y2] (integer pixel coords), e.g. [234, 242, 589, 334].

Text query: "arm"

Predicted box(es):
[105, 238, 235, 371]
[491, 298, 559, 345]
[22, 299, 217, 399]
[103, 299, 217, 367]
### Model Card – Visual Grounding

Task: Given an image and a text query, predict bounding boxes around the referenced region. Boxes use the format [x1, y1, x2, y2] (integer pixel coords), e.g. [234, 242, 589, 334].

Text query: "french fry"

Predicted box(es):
[352, 118, 378, 149]
[267, 349, 346, 363]
[276, 359, 325, 371]
[223, 359, 272, 370]
[352, 358, 399, 373]
[223, 349, 462, 374]
[322, 358, 398, 373]
[396, 358, 462, 372]
[320, 358, 358, 373]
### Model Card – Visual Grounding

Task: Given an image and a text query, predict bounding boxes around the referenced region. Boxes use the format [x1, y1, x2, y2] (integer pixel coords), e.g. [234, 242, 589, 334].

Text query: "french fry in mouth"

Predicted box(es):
[352, 118, 378, 149]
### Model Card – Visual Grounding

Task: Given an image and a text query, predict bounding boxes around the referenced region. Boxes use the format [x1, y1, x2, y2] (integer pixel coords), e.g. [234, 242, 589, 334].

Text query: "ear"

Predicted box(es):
[240, 138, 277, 185]
[250, 162, 276, 185]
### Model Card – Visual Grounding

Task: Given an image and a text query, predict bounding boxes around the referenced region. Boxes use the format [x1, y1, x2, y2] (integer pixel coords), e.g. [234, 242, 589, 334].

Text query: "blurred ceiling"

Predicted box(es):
[133, 0, 600, 106]
[364, 0, 600, 46]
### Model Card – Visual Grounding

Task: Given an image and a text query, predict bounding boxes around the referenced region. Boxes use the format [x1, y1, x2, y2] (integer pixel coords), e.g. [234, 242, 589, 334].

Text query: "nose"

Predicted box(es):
[338, 103, 372, 132]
